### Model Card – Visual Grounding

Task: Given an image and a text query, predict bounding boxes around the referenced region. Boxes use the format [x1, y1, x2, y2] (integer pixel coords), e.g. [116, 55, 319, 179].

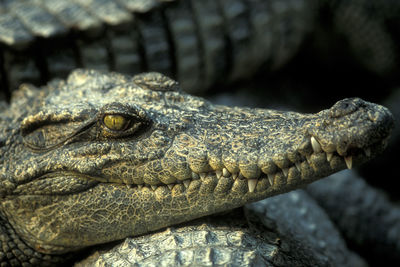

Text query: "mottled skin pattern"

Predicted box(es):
[0, 70, 394, 265]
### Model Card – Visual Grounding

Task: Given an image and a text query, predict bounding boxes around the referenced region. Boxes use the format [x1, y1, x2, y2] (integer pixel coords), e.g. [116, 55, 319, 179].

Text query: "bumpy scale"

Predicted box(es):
[0, 70, 394, 265]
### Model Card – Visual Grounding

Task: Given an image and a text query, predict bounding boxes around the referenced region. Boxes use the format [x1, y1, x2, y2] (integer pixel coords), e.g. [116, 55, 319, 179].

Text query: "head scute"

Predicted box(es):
[66, 69, 130, 93]
[132, 72, 180, 92]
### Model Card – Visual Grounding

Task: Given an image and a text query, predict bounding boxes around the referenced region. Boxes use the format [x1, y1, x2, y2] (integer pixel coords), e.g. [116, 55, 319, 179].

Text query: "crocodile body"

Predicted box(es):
[0, 70, 394, 265]
[1, 0, 399, 97]
[308, 170, 400, 265]
[0, 0, 317, 94]
[76, 192, 366, 267]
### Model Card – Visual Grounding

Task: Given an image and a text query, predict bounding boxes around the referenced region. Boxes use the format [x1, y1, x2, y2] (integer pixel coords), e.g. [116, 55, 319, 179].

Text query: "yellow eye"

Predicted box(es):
[103, 114, 129, 131]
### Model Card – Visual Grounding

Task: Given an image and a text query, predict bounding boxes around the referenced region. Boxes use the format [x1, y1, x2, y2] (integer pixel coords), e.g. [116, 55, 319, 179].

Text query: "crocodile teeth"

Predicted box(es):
[282, 168, 289, 177]
[222, 168, 230, 177]
[216, 170, 222, 179]
[199, 173, 207, 180]
[167, 184, 174, 190]
[364, 148, 371, 157]
[306, 155, 311, 164]
[247, 179, 258, 193]
[327, 152, 333, 162]
[295, 162, 301, 172]
[151, 185, 157, 191]
[344, 156, 352, 169]
[311, 136, 322, 153]
[267, 174, 274, 185]
[137, 185, 143, 189]
[183, 180, 190, 188]
[232, 173, 238, 179]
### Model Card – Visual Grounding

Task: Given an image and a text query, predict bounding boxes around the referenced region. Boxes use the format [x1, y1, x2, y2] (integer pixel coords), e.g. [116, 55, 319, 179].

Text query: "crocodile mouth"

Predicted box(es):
[11, 172, 100, 196]
[121, 135, 387, 194]
[11, 135, 388, 197]
[98, 138, 388, 195]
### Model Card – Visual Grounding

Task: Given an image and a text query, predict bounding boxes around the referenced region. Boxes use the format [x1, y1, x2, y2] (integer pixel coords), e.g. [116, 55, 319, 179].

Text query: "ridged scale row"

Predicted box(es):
[0, 0, 315, 94]
[76, 222, 275, 266]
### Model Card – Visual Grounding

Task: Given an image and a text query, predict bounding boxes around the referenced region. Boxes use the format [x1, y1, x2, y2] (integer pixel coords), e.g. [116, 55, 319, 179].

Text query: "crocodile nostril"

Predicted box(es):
[368, 110, 381, 122]
[329, 98, 364, 118]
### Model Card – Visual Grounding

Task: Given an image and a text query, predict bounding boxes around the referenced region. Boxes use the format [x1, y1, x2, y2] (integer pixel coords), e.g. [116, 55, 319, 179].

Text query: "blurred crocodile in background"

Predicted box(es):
[0, 70, 394, 266]
[0, 0, 399, 98]
[0, 0, 399, 266]
[0, 0, 317, 95]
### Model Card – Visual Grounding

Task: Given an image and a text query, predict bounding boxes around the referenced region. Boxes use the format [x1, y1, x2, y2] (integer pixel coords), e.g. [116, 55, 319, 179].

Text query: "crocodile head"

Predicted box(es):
[0, 70, 394, 255]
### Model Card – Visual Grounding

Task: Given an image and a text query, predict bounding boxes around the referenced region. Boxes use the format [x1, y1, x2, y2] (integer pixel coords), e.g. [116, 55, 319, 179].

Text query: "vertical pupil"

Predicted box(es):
[104, 115, 126, 130]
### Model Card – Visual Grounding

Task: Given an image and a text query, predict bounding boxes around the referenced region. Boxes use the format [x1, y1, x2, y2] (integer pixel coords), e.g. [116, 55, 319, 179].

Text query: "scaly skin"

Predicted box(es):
[0, 0, 317, 93]
[0, 69, 394, 265]
[1, 0, 399, 96]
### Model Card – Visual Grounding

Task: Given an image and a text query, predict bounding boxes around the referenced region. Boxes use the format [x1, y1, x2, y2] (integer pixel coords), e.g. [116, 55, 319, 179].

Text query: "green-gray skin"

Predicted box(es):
[0, 69, 394, 265]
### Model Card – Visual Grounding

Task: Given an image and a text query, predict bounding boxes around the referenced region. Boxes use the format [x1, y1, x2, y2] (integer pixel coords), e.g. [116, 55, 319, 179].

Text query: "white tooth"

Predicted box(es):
[192, 172, 200, 180]
[247, 179, 258, 193]
[151, 185, 157, 191]
[311, 136, 322, 153]
[222, 168, 230, 177]
[267, 174, 274, 186]
[167, 184, 174, 190]
[295, 162, 301, 172]
[344, 156, 352, 169]
[327, 152, 333, 162]
[200, 173, 207, 180]
[306, 155, 311, 164]
[364, 148, 371, 157]
[137, 185, 143, 190]
[183, 180, 190, 188]
[282, 168, 289, 177]
[216, 170, 222, 179]
[232, 173, 238, 179]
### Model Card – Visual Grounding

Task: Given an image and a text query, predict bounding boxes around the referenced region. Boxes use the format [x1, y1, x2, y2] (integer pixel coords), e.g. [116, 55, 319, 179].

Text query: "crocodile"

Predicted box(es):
[0, 69, 394, 265]
[0, 0, 318, 94]
[0, 0, 399, 97]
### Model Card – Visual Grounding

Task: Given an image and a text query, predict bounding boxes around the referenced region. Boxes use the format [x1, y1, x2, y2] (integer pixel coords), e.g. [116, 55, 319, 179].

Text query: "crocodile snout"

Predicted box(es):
[329, 98, 367, 118]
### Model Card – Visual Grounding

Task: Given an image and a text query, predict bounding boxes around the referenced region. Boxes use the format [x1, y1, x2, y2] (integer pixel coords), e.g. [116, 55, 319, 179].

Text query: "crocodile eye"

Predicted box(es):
[103, 114, 129, 131]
